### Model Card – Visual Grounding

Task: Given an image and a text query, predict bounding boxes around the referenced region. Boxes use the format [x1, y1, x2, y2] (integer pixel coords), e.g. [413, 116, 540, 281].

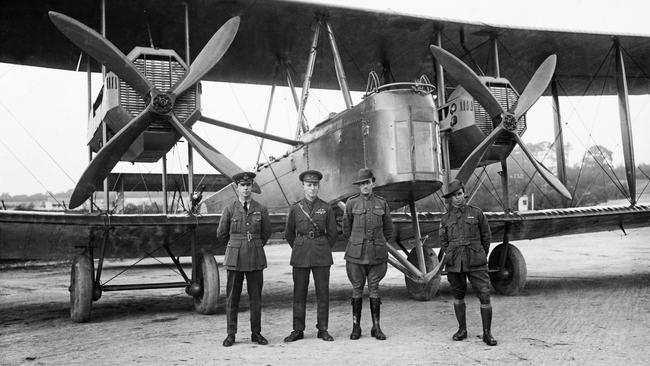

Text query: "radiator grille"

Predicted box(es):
[473, 82, 527, 140]
[119, 54, 197, 126]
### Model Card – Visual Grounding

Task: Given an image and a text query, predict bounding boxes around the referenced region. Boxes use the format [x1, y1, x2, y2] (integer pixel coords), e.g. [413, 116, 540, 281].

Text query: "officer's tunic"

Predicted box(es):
[217, 199, 272, 335]
[439, 204, 492, 300]
[439, 204, 491, 272]
[343, 193, 393, 298]
[284, 197, 337, 331]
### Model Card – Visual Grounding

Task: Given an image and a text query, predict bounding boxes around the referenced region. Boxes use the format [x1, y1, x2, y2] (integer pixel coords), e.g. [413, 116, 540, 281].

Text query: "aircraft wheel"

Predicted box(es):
[488, 243, 527, 295]
[405, 247, 441, 301]
[193, 252, 220, 314]
[70, 253, 93, 322]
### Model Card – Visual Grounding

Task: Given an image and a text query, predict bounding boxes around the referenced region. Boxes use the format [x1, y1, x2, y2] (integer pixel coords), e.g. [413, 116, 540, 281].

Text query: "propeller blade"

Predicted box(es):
[48, 12, 154, 97]
[171, 17, 240, 96]
[512, 55, 556, 117]
[199, 115, 303, 146]
[429, 45, 504, 118]
[168, 115, 261, 193]
[454, 124, 507, 184]
[512, 133, 572, 200]
[69, 109, 153, 209]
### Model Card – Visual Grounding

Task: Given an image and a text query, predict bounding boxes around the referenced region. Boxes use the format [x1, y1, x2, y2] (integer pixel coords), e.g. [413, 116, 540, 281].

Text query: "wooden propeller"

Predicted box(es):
[49, 12, 243, 208]
[430, 45, 571, 200]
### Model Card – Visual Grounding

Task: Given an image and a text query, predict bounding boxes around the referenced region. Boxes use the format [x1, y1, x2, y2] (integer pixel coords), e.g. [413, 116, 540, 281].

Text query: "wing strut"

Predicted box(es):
[614, 39, 637, 205]
[551, 78, 569, 207]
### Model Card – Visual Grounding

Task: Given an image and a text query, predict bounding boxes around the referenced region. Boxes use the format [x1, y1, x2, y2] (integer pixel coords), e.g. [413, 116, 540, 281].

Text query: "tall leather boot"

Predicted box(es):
[481, 305, 497, 346]
[452, 303, 467, 341]
[350, 298, 362, 340]
[369, 298, 386, 340]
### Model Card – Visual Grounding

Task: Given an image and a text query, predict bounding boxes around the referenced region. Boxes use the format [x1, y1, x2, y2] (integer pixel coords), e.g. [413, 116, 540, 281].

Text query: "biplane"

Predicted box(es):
[1, 0, 649, 322]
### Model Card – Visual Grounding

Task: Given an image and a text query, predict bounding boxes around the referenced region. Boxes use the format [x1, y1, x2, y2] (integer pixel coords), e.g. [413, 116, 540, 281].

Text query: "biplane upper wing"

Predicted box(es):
[1, 0, 649, 96]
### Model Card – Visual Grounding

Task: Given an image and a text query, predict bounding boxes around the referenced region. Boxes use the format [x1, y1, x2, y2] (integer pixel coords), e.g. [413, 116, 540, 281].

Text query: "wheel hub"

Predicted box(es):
[186, 282, 203, 297]
[496, 268, 511, 280]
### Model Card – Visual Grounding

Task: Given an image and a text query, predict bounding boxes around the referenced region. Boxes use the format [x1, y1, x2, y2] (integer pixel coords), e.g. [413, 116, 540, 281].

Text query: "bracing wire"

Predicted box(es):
[0, 136, 65, 208]
[227, 84, 292, 206]
[0, 101, 76, 184]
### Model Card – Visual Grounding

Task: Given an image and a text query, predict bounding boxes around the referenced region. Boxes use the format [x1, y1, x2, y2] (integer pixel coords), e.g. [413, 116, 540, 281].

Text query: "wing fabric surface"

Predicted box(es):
[6, 1, 646, 95]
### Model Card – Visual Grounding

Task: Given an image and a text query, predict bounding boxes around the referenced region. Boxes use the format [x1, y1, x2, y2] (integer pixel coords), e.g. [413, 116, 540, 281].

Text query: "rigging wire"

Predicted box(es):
[580, 44, 615, 97]
[324, 22, 366, 88]
[0, 137, 64, 208]
[482, 166, 504, 209]
[510, 153, 554, 207]
[554, 79, 630, 199]
[137, 166, 157, 212]
[637, 166, 650, 202]
[0, 101, 76, 184]
[621, 47, 650, 81]
[101, 229, 194, 285]
[227, 84, 292, 206]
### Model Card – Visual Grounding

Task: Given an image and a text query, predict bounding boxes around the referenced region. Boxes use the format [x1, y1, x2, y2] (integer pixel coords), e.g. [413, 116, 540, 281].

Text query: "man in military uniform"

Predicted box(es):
[343, 168, 393, 341]
[439, 179, 497, 346]
[283, 170, 338, 342]
[217, 172, 272, 347]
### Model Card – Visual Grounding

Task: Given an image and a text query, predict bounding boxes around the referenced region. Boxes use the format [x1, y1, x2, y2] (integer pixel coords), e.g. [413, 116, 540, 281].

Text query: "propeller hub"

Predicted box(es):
[502, 113, 518, 132]
[152, 93, 175, 114]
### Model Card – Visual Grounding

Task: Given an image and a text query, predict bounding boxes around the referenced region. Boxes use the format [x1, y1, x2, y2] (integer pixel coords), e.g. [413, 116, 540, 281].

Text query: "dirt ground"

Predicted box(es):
[1, 227, 649, 365]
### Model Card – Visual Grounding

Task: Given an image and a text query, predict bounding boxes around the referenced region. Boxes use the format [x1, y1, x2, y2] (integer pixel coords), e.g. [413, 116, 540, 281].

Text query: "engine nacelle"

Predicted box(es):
[88, 47, 201, 163]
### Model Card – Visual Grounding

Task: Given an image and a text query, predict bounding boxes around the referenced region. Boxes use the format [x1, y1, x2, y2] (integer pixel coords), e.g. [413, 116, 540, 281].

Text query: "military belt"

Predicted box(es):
[449, 239, 472, 246]
[297, 230, 326, 239]
[230, 232, 261, 241]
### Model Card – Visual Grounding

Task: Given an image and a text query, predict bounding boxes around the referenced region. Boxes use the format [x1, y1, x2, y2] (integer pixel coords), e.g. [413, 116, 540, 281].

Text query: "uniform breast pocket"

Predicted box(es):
[465, 218, 479, 239]
[250, 213, 262, 232]
[372, 208, 384, 226]
[231, 217, 241, 233]
[313, 215, 327, 231]
[352, 208, 366, 218]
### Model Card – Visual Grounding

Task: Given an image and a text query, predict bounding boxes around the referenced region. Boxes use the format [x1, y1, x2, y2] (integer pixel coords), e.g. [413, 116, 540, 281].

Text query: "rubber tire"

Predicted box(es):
[488, 243, 527, 295]
[70, 253, 93, 323]
[193, 252, 220, 314]
[405, 247, 441, 301]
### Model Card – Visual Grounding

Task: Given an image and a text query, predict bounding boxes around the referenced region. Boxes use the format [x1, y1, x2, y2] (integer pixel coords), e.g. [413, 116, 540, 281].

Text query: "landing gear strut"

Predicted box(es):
[488, 160, 528, 295]
[488, 242, 527, 295]
[68, 221, 220, 322]
[386, 198, 442, 301]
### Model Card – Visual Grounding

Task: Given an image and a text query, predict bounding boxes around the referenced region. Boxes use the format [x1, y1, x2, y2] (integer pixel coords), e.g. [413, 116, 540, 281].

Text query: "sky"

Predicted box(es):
[1, 0, 649, 196]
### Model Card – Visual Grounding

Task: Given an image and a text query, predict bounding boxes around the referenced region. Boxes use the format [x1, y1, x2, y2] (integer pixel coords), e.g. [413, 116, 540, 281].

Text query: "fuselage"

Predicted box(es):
[206, 83, 444, 212]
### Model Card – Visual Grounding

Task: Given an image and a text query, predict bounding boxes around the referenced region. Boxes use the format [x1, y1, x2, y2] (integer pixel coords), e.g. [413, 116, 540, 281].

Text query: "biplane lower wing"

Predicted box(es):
[393, 204, 650, 247]
[1, 204, 648, 260]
